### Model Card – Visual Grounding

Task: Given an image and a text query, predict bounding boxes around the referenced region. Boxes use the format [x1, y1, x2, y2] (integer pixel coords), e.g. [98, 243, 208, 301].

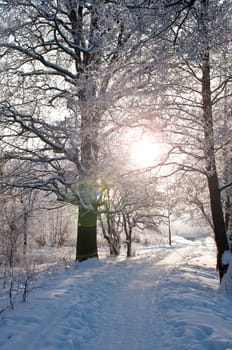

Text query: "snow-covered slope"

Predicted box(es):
[1, 237, 232, 350]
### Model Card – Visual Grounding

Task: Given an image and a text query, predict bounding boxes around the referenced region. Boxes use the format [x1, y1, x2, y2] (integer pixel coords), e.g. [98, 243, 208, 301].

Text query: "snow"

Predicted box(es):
[221, 250, 232, 296]
[1, 237, 232, 350]
[222, 250, 232, 265]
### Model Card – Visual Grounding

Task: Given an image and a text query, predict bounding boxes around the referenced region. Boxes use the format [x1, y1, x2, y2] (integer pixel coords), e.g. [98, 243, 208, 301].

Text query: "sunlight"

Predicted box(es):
[130, 133, 163, 168]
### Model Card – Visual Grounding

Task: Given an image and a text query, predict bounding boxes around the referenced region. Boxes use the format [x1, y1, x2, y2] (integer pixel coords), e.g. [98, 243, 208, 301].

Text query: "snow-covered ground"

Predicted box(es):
[1, 237, 232, 350]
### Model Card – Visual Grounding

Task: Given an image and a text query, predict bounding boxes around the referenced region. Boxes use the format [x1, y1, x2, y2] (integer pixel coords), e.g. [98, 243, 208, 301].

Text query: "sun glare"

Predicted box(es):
[130, 134, 162, 168]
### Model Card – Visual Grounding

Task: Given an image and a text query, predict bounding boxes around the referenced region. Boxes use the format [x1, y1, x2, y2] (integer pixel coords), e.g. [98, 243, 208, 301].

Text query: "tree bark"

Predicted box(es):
[207, 174, 229, 280]
[122, 213, 133, 258]
[200, 0, 229, 281]
[76, 206, 98, 261]
[168, 212, 172, 246]
[75, 108, 99, 261]
[71, 3, 101, 262]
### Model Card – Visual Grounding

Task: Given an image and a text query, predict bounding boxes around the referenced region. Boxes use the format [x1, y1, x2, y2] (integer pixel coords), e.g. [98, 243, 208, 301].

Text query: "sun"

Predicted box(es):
[130, 134, 162, 168]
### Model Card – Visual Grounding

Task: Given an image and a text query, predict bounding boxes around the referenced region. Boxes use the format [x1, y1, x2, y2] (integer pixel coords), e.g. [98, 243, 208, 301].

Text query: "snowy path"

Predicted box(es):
[0, 247, 174, 350]
[1, 241, 232, 350]
[83, 258, 164, 350]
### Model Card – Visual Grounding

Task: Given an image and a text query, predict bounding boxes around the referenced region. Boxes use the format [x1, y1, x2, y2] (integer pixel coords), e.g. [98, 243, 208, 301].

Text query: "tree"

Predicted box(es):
[0, 0, 156, 261]
[199, 0, 229, 280]
[98, 186, 122, 256]
[158, 0, 232, 280]
[97, 130, 166, 256]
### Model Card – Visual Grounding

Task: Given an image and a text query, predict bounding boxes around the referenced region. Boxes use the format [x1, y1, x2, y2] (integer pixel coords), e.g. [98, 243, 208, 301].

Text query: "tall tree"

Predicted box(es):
[0, 0, 157, 261]
[159, 0, 232, 280]
[199, 0, 230, 280]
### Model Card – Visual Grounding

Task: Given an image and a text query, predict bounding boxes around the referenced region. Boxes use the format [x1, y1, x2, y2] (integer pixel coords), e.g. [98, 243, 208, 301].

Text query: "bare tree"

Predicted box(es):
[0, 0, 157, 261]
[158, 0, 232, 280]
[98, 187, 122, 256]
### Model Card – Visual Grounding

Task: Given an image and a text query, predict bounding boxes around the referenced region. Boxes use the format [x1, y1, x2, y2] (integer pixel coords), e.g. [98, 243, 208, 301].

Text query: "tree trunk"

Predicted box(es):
[126, 239, 132, 258]
[207, 174, 229, 280]
[23, 212, 27, 256]
[200, 0, 229, 281]
[75, 115, 99, 261]
[76, 206, 98, 261]
[122, 213, 133, 257]
[68, 3, 100, 262]
[168, 213, 172, 246]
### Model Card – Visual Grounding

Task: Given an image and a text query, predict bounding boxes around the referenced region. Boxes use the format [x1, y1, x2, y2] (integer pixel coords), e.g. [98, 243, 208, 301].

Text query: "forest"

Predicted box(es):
[0, 0, 232, 313]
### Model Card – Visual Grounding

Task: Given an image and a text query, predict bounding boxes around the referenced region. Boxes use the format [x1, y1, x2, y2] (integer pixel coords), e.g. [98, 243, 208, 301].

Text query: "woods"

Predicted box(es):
[0, 0, 231, 286]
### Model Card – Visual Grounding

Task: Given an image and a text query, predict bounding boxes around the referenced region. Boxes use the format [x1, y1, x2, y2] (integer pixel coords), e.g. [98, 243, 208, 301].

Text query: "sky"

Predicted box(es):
[1, 237, 232, 350]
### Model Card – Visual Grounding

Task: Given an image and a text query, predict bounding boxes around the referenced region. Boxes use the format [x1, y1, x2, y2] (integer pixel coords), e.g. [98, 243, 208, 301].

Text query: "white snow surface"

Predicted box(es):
[1, 237, 232, 350]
